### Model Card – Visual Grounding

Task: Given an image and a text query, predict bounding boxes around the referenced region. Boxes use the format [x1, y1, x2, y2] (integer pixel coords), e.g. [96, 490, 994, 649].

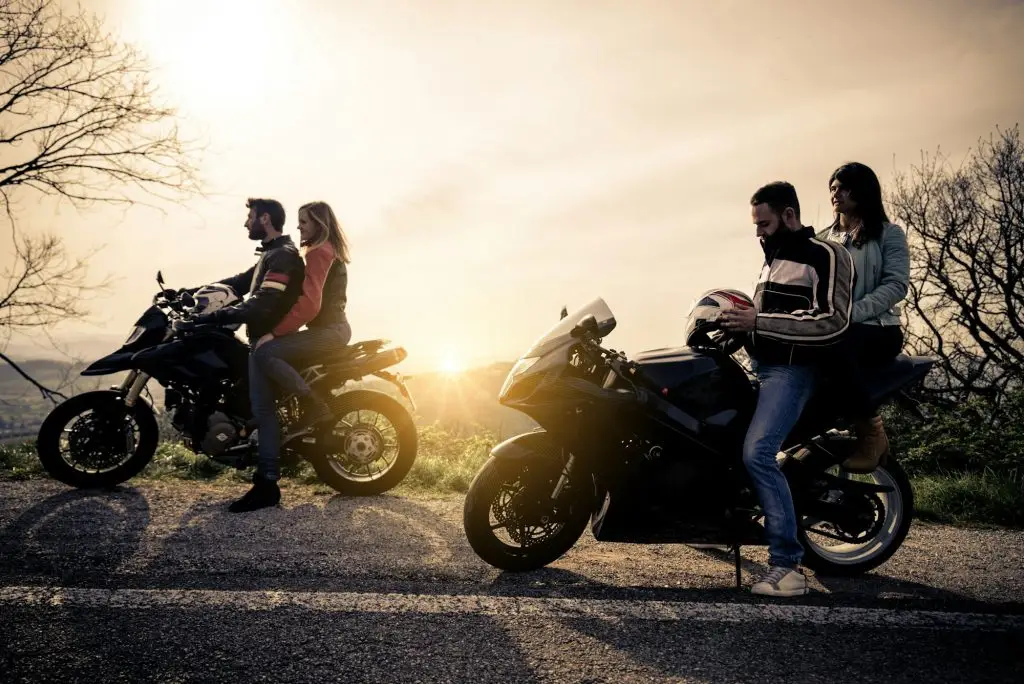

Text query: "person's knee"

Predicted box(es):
[742, 429, 780, 472]
[251, 344, 275, 371]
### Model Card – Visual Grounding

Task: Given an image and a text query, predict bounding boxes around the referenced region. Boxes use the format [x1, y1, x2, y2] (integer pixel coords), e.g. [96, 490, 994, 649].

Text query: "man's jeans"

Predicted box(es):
[247, 323, 352, 481]
[743, 363, 816, 569]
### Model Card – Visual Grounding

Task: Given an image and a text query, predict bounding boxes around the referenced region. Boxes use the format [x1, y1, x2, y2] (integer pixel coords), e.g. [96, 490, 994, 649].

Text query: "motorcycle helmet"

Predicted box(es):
[684, 288, 754, 355]
[191, 283, 238, 315]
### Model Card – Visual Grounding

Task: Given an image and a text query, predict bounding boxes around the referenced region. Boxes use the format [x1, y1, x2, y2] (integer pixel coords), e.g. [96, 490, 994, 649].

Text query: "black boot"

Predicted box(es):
[228, 473, 281, 513]
[293, 392, 335, 432]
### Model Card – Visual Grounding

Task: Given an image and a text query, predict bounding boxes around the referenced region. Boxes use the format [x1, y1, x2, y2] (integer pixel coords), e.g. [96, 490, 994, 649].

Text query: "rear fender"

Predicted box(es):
[817, 469, 895, 494]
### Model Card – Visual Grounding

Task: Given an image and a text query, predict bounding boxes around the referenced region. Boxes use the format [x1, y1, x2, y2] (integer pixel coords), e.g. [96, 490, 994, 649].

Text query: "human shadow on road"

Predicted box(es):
[0, 486, 150, 582]
[122, 489, 481, 591]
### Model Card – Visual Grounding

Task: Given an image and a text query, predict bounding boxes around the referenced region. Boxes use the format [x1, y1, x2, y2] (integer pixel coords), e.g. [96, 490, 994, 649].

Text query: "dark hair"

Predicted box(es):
[751, 181, 801, 221]
[828, 162, 889, 246]
[246, 198, 286, 232]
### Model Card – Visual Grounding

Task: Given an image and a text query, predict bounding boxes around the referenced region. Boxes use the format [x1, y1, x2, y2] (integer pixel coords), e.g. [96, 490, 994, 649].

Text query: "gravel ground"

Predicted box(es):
[1, 479, 1021, 683]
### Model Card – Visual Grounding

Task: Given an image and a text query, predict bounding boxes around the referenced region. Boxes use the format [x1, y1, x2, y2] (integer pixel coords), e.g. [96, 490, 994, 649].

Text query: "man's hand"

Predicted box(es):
[171, 318, 196, 336]
[254, 333, 274, 350]
[719, 305, 756, 333]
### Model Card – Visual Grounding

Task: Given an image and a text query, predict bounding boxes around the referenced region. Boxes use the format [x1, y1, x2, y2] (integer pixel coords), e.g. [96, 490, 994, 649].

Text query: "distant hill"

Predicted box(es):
[402, 362, 538, 439]
[0, 357, 535, 441]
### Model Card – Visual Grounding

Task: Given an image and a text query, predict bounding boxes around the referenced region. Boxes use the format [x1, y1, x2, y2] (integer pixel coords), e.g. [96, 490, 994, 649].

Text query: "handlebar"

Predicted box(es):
[574, 335, 663, 402]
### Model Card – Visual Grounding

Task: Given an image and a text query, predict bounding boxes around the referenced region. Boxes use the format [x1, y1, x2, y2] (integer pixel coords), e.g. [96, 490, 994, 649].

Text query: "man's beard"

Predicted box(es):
[248, 223, 267, 241]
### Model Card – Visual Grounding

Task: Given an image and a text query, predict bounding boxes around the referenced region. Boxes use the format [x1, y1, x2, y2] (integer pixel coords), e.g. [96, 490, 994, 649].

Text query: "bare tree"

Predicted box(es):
[0, 0, 199, 403]
[889, 125, 1024, 406]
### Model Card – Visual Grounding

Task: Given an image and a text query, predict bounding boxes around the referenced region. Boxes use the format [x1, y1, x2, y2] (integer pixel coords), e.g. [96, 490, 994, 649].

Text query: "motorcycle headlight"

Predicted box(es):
[499, 356, 540, 399]
[124, 325, 145, 345]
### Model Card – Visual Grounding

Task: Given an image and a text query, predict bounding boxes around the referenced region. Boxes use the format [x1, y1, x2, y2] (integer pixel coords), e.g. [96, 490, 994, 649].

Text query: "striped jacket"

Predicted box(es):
[213, 235, 305, 343]
[748, 226, 854, 365]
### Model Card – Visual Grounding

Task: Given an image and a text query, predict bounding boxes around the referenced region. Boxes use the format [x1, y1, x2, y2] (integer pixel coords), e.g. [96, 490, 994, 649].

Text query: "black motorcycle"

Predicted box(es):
[463, 298, 933, 580]
[36, 272, 418, 495]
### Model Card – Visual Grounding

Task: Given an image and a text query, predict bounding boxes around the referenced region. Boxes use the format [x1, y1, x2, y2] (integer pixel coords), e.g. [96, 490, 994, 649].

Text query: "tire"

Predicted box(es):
[463, 455, 592, 572]
[799, 458, 915, 576]
[36, 390, 159, 489]
[307, 390, 417, 496]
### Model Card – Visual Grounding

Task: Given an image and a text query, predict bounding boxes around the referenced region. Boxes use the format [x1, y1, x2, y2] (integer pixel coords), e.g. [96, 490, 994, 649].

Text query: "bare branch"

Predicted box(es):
[0, 0, 201, 398]
[890, 124, 1024, 405]
[0, 351, 67, 403]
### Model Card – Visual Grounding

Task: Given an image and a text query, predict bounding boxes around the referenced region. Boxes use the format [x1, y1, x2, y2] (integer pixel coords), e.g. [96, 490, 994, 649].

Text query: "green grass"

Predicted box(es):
[0, 423, 498, 496]
[4, 430, 1023, 528]
[912, 470, 1024, 528]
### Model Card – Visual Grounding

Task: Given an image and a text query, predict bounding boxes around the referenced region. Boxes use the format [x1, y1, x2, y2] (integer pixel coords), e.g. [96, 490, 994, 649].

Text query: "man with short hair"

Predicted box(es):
[720, 181, 854, 597]
[191, 198, 305, 512]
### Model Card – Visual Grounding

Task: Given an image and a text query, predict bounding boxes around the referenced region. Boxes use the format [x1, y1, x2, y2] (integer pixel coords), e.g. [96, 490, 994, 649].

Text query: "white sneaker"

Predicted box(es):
[751, 566, 809, 597]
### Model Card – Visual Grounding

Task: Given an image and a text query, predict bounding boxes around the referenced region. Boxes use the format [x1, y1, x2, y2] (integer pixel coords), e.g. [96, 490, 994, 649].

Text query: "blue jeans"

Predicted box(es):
[742, 363, 816, 569]
[252, 323, 352, 397]
[247, 323, 352, 480]
[248, 351, 281, 481]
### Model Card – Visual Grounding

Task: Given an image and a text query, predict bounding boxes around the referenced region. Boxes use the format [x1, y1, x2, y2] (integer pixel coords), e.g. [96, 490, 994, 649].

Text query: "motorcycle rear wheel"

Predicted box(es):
[306, 390, 417, 496]
[799, 458, 914, 576]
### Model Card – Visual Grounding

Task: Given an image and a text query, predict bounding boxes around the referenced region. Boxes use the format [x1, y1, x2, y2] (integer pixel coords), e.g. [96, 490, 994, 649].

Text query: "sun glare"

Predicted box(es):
[440, 355, 465, 376]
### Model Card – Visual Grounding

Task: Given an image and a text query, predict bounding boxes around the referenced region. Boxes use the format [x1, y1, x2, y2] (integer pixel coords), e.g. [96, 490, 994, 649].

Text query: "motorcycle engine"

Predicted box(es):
[200, 411, 240, 456]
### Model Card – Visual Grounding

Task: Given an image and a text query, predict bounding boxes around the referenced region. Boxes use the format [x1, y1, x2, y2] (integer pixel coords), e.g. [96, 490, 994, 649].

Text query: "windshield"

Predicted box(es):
[522, 297, 617, 358]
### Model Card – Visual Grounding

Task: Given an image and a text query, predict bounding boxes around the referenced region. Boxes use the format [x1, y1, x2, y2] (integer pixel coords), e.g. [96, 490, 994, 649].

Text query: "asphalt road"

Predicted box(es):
[1, 479, 1021, 683]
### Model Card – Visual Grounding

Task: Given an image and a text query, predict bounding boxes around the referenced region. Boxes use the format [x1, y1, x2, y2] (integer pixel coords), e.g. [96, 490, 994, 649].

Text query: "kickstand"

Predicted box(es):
[732, 544, 742, 589]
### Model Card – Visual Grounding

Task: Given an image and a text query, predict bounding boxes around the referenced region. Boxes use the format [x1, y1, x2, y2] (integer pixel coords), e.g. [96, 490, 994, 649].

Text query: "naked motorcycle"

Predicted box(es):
[36, 272, 418, 495]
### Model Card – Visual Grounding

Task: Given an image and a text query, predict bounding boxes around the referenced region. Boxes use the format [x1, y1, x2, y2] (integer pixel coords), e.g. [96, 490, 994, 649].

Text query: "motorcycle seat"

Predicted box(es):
[861, 354, 935, 403]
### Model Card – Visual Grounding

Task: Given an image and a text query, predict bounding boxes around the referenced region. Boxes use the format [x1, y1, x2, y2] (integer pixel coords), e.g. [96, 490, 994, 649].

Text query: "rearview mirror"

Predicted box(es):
[156, 270, 165, 288]
[570, 314, 599, 339]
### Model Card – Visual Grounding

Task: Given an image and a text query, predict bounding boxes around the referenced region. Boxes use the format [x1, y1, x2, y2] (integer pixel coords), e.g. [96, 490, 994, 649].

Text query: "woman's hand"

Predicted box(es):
[254, 333, 275, 350]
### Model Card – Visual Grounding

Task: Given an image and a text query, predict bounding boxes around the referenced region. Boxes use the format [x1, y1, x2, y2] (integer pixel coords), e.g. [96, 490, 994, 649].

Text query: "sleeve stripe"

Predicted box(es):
[264, 272, 291, 284]
[261, 280, 287, 292]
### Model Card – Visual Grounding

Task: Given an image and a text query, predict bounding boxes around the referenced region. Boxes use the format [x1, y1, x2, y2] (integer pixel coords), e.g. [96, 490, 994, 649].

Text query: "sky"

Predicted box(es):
[4, 0, 1024, 373]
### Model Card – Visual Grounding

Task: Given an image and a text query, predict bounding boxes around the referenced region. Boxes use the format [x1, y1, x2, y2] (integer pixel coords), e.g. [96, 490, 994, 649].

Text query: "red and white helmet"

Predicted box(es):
[684, 288, 754, 354]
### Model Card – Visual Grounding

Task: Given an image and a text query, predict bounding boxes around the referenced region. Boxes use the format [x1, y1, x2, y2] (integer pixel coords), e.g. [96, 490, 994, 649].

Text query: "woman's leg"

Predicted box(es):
[252, 324, 352, 429]
[253, 324, 352, 398]
[841, 324, 904, 472]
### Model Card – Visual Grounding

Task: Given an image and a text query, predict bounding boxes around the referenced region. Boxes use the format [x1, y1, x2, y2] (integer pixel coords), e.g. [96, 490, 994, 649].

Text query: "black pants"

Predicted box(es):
[831, 324, 904, 420]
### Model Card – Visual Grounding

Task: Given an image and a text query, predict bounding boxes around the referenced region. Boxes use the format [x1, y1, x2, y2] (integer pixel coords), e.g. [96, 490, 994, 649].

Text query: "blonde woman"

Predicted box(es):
[251, 201, 352, 436]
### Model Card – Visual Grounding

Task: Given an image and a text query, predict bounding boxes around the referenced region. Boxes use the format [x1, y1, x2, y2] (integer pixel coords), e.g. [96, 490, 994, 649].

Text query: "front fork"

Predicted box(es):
[550, 453, 577, 500]
[114, 370, 152, 409]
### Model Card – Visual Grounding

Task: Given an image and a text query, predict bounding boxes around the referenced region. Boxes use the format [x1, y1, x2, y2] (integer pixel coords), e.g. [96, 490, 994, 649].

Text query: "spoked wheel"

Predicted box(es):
[799, 458, 914, 575]
[463, 455, 593, 571]
[36, 391, 159, 489]
[307, 390, 417, 495]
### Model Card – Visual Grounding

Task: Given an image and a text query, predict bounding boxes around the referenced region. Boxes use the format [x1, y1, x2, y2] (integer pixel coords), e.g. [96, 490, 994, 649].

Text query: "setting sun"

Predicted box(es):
[440, 355, 465, 376]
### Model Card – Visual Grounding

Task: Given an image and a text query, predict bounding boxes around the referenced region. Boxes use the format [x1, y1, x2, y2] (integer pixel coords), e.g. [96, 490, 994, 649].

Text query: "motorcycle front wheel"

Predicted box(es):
[36, 390, 159, 489]
[463, 454, 592, 572]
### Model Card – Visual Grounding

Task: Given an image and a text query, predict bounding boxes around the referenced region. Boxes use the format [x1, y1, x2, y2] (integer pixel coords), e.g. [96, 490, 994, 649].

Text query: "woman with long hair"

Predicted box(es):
[819, 162, 910, 472]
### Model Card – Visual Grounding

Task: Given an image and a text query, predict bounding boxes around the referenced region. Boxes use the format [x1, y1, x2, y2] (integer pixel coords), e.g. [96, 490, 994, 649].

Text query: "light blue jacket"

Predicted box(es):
[817, 222, 909, 326]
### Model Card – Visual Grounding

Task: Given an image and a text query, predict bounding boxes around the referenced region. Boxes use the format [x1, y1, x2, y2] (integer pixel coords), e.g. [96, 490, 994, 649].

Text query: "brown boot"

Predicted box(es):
[842, 415, 889, 473]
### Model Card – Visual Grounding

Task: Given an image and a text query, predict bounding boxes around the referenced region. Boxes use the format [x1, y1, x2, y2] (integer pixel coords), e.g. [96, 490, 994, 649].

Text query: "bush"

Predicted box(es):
[885, 389, 1024, 478]
[396, 423, 497, 494]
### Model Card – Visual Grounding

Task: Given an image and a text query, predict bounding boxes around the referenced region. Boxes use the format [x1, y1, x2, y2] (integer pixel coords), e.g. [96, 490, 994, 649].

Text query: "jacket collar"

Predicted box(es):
[255, 235, 294, 253]
[760, 225, 815, 256]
